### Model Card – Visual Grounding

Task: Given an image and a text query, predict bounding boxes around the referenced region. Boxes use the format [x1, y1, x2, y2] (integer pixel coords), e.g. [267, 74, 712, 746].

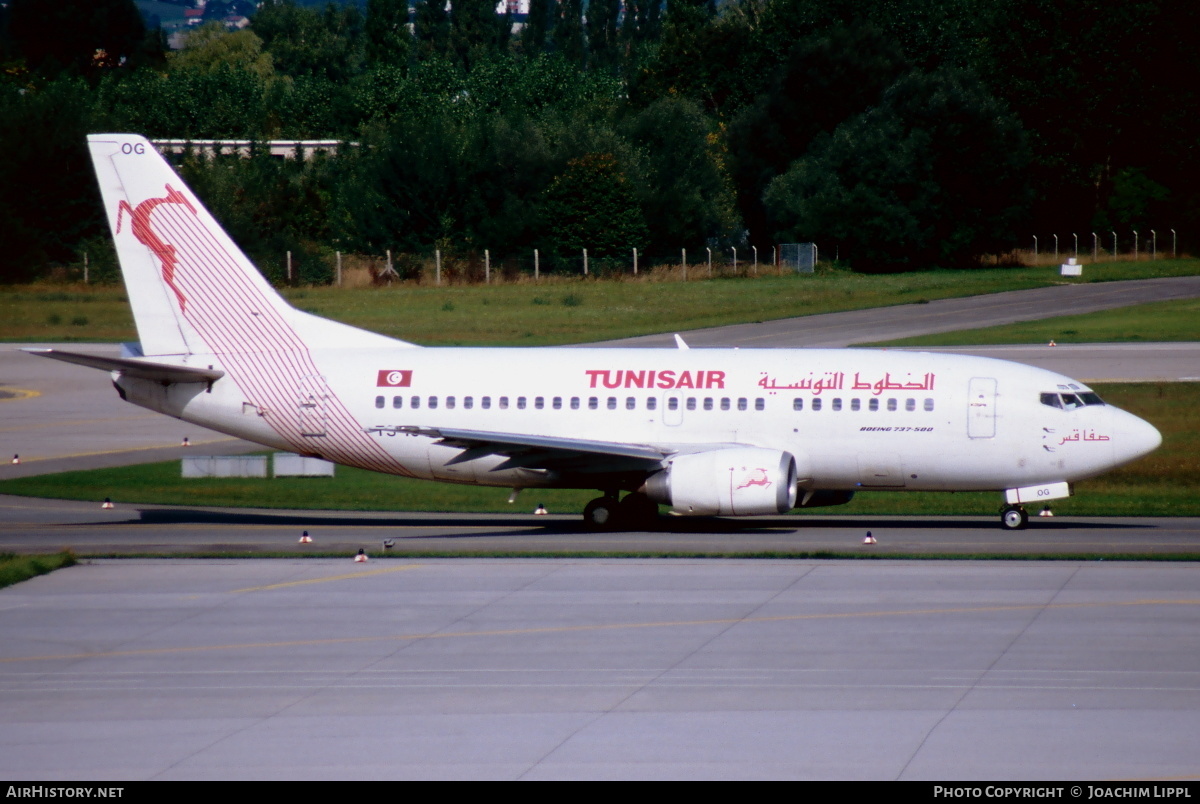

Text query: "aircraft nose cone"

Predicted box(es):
[1110, 408, 1162, 467]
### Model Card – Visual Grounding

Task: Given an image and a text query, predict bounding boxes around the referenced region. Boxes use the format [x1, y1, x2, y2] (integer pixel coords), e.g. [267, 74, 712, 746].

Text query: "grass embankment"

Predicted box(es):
[0, 552, 76, 590]
[2, 259, 1197, 346]
[1, 383, 1192, 518]
[874, 297, 1200, 347]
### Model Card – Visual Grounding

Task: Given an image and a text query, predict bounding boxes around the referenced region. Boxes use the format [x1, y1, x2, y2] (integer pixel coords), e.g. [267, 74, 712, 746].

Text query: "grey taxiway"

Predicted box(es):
[0, 277, 1198, 780]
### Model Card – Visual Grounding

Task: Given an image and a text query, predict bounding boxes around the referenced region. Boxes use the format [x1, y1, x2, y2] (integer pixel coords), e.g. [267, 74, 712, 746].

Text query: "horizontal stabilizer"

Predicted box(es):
[23, 349, 224, 384]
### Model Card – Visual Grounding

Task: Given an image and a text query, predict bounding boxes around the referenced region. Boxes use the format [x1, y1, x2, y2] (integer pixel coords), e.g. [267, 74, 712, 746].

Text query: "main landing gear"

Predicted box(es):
[582, 492, 660, 531]
[1000, 504, 1029, 530]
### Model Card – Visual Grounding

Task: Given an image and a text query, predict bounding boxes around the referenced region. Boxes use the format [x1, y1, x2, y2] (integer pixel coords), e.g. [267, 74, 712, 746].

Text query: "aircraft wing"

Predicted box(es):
[23, 349, 225, 384]
[387, 425, 679, 473]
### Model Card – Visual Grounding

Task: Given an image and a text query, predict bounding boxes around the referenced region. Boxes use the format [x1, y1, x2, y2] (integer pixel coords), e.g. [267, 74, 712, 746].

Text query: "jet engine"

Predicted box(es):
[643, 447, 798, 516]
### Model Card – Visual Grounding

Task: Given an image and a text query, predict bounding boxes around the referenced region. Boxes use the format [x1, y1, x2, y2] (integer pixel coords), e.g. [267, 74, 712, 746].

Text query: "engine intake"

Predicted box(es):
[643, 447, 798, 516]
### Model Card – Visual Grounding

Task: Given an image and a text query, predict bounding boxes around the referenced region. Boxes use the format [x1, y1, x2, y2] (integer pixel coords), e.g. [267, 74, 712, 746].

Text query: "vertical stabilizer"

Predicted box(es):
[88, 134, 412, 357]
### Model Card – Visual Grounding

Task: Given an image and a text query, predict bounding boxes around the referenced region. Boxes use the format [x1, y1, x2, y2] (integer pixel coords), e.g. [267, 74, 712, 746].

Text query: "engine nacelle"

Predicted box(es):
[643, 447, 798, 516]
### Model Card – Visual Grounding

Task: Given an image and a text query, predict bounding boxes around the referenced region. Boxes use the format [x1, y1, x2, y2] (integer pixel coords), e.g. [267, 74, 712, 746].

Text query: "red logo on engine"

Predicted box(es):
[377, 370, 413, 387]
[735, 468, 773, 490]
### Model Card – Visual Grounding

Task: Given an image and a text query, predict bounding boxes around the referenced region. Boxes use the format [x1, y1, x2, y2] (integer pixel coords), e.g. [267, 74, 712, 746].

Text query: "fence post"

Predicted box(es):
[752, 246, 757, 276]
[485, 249, 490, 283]
[83, 251, 88, 284]
[583, 248, 588, 276]
[633, 247, 638, 276]
[336, 251, 342, 286]
[436, 249, 441, 285]
[732, 247, 737, 273]
[287, 250, 293, 283]
[706, 247, 711, 276]
[534, 248, 539, 280]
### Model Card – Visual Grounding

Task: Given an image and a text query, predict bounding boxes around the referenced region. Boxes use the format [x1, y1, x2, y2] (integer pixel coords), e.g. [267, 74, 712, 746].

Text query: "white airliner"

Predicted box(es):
[28, 134, 1162, 530]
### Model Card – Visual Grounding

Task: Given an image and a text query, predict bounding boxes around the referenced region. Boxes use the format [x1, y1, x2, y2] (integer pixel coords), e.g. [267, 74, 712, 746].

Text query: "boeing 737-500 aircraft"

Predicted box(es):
[27, 134, 1162, 530]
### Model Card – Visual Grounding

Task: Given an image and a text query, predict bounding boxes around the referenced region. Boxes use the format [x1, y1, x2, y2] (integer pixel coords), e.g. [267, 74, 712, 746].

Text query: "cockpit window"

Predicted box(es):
[1041, 391, 1104, 409]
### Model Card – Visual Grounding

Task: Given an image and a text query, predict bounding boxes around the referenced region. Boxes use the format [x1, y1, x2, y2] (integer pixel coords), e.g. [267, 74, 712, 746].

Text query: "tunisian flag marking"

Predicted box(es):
[377, 370, 413, 387]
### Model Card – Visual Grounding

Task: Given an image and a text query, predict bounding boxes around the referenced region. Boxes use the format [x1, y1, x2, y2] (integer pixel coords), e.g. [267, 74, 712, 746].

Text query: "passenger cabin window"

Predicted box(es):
[831, 398, 842, 411]
[482, 397, 491, 409]
[571, 397, 580, 410]
[534, 396, 544, 409]
[793, 398, 804, 411]
[446, 396, 455, 409]
[737, 398, 748, 411]
[721, 398, 731, 411]
[868, 398, 879, 412]
[668, 398, 679, 411]
[704, 398, 714, 411]
[647, 397, 657, 411]
[905, 398, 915, 411]
[607, 397, 617, 410]
[499, 396, 509, 410]
[626, 397, 636, 410]
[887, 398, 897, 412]
[517, 397, 527, 410]
[464, 397, 473, 409]
[553, 397, 562, 410]
[411, 396, 420, 409]
[375, 396, 384, 409]
[850, 398, 861, 411]
[588, 397, 599, 410]
[686, 398, 697, 411]
[429, 396, 438, 409]
[812, 398, 822, 411]
[392, 396, 402, 409]
[924, 398, 934, 411]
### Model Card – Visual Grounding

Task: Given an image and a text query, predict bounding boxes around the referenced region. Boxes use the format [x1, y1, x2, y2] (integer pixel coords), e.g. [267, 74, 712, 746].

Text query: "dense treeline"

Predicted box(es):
[1, 0, 1197, 282]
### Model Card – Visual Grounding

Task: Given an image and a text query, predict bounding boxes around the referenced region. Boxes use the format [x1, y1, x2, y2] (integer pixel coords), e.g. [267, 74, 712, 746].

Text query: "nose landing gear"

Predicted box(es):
[1000, 504, 1029, 530]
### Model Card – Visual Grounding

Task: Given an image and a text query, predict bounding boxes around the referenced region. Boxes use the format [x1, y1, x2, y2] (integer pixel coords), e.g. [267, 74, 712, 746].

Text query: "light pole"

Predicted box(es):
[1111, 231, 1117, 260]
[1033, 235, 1038, 260]
[1172, 229, 1177, 258]
[1092, 232, 1097, 262]
[1073, 233, 1078, 258]
[1053, 234, 1058, 260]
[752, 245, 757, 275]
[1133, 230, 1138, 261]
[1151, 230, 1156, 260]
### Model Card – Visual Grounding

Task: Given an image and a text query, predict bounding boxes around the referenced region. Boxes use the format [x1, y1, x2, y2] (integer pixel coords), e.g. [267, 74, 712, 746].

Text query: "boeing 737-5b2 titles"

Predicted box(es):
[27, 135, 1162, 530]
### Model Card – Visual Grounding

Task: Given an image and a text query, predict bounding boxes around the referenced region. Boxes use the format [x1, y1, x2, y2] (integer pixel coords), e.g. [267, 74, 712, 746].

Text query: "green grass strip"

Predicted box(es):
[0, 551, 77, 590]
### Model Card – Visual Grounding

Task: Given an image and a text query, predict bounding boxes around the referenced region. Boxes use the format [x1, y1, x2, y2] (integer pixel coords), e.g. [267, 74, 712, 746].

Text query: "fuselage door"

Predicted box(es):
[298, 374, 330, 437]
[967, 377, 997, 439]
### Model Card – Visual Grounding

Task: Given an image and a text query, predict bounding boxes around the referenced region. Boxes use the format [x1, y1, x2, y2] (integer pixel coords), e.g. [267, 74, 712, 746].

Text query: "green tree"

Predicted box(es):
[252, 1, 365, 82]
[169, 23, 275, 80]
[364, 0, 412, 70]
[0, 77, 100, 280]
[765, 69, 1030, 271]
[541, 153, 649, 259]
[623, 97, 739, 255]
[449, 0, 505, 72]
[552, 0, 584, 68]
[727, 22, 907, 247]
[413, 0, 451, 63]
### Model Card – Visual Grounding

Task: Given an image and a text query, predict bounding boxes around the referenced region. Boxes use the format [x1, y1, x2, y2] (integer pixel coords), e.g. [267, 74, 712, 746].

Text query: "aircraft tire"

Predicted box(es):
[1000, 505, 1028, 530]
[583, 497, 619, 530]
[618, 493, 660, 530]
